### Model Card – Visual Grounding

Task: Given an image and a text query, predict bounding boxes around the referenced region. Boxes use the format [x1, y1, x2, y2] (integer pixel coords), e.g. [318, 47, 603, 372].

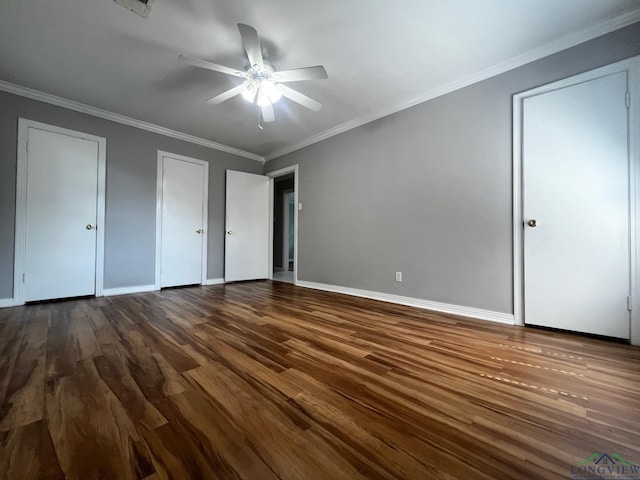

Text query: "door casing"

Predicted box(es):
[267, 165, 299, 285]
[13, 118, 106, 306]
[512, 56, 640, 345]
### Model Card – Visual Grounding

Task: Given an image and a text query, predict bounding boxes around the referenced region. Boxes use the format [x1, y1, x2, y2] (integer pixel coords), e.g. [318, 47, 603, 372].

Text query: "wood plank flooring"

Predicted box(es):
[1, 281, 639, 479]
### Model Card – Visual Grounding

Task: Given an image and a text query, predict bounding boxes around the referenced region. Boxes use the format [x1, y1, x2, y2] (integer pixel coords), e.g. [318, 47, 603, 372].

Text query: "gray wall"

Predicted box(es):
[0, 92, 262, 297]
[266, 22, 640, 314]
[2, 22, 638, 307]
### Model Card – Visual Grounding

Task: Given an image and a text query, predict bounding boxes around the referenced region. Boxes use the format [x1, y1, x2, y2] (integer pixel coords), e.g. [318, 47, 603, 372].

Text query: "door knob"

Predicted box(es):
[196, 229, 203, 234]
[227, 230, 232, 234]
[527, 219, 538, 227]
[86, 224, 94, 230]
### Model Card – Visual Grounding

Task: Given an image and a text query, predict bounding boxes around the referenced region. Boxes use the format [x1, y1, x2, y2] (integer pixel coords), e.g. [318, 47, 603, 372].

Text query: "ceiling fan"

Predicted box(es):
[179, 23, 328, 128]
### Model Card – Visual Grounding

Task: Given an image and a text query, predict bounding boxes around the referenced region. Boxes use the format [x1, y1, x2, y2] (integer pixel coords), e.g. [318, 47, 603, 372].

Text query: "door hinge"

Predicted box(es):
[625, 91, 630, 108]
[26, 141, 29, 153]
[628, 296, 633, 311]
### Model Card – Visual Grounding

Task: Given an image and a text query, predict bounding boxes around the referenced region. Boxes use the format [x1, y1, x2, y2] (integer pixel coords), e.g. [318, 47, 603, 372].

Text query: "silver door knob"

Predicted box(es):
[196, 229, 203, 234]
[86, 224, 94, 230]
[527, 219, 538, 227]
[227, 230, 232, 234]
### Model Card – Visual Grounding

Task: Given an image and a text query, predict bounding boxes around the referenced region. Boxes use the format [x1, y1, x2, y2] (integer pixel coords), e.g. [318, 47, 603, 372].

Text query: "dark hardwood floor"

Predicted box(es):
[1, 281, 639, 479]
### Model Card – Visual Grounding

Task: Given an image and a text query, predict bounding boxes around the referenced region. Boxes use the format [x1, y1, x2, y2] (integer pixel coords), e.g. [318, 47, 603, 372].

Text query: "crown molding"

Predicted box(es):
[264, 9, 640, 161]
[0, 80, 265, 163]
[2, 8, 638, 165]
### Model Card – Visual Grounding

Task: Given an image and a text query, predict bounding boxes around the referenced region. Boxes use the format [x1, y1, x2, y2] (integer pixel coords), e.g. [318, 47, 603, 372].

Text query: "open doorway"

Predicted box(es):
[272, 173, 295, 283]
[267, 166, 298, 284]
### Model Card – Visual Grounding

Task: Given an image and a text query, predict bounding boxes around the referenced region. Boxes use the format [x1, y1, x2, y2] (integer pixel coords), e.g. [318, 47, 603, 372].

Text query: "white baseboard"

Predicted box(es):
[103, 280, 224, 296]
[296, 281, 515, 325]
[0, 298, 20, 308]
[102, 284, 158, 297]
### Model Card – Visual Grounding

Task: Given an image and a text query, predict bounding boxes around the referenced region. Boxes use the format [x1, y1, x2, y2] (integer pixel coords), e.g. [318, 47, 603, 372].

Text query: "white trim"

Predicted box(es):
[512, 91, 524, 327]
[297, 281, 515, 325]
[155, 151, 209, 290]
[14, 119, 106, 305]
[0, 80, 264, 163]
[95, 130, 106, 298]
[268, 177, 274, 280]
[14, 120, 28, 305]
[628, 58, 640, 346]
[266, 165, 299, 285]
[512, 56, 640, 345]
[0, 298, 19, 308]
[102, 285, 157, 297]
[155, 153, 163, 290]
[264, 10, 640, 162]
[205, 278, 225, 285]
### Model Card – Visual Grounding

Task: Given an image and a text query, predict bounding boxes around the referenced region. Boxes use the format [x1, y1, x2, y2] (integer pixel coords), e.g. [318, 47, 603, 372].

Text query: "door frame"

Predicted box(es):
[14, 118, 106, 305]
[512, 56, 640, 345]
[267, 165, 299, 285]
[155, 151, 209, 289]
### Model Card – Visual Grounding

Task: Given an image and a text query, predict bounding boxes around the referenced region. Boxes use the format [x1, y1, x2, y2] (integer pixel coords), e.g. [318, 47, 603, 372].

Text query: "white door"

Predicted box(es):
[225, 170, 270, 282]
[523, 71, 630, 338]
[23, 126, 101, 301]
[158, 153, 208, 288]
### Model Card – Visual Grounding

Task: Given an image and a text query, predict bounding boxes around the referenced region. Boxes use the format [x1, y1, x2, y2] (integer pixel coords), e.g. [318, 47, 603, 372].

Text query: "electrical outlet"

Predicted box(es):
[395, 272, 402, 282]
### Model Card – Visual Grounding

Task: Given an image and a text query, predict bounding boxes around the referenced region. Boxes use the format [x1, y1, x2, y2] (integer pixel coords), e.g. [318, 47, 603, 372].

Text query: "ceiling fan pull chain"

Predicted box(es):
[258, 107, 264, 130]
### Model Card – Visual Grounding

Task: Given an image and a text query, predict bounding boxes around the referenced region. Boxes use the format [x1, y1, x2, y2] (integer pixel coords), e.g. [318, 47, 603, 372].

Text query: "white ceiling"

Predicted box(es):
[1, 0, 639, 160]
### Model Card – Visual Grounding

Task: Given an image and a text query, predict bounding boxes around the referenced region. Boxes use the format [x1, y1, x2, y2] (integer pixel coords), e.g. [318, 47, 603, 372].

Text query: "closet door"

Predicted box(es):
[522, 72, 630, 338]
[21, 122, 104, 302]
[224, 170, 270, 282]
[157, 152, 208, 288]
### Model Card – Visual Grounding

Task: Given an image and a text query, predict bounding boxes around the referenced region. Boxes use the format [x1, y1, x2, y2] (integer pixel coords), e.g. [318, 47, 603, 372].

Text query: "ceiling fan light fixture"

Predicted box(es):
[241, 80, 257, 103]
[256, 91, 270, 107]
[261, 79, 283, 104]
[244, 78, 282, 106]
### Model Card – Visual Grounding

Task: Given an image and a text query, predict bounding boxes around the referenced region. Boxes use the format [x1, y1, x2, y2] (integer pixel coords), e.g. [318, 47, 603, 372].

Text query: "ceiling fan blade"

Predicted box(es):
[179, 54, 244, 77]
[205, 85, 244, 105]
[280, 85, 322, 112]
[274, 66, 328, 83]
[261, 103, 275, 123]
[237, 23, 263, 68]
